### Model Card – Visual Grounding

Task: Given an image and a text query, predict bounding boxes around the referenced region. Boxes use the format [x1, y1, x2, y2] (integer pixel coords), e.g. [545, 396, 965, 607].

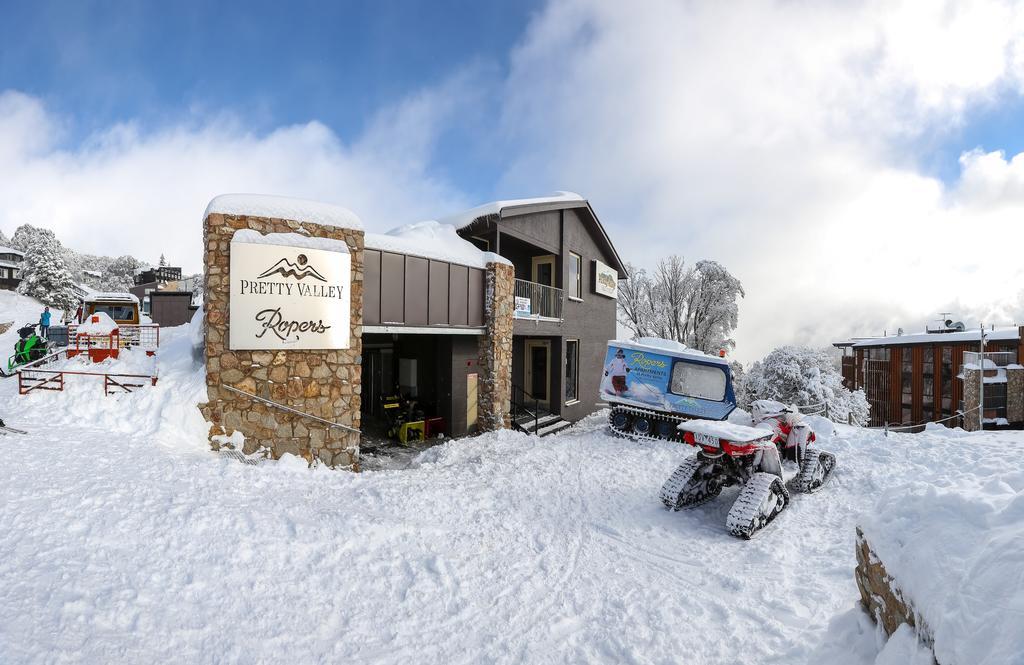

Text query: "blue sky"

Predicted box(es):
[0, 0, 543, 199]
[3, 1, 1024, 360]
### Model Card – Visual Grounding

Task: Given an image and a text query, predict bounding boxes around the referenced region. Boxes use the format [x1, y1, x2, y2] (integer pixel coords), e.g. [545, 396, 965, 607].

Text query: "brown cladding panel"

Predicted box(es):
[380, 252, 405, 323]
[404, 257, 429, 326]
[449, 264, 469, 326]
[363, 249, 381, 325]
[468, 268, 484, 327]
[429, 261, 450, 325]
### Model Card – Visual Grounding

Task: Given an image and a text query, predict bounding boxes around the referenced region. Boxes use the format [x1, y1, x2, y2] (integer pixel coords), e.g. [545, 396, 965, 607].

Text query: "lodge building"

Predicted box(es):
[0, 245, 24, 291]
[359, 194, 626, 439]
[835, 323, 1024, 429]
[201, 192, 627, 467]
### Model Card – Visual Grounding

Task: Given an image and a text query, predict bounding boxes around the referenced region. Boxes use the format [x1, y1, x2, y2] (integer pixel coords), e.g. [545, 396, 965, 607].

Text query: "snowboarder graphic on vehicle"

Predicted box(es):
[604, 348, 631, 395]
[600, 337, 836, 539]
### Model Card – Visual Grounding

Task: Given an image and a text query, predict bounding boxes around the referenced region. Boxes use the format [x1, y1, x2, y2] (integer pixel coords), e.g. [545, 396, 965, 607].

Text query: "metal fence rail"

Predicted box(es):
[513, 279, 563, 321]
[962, 350, 1016, 368]
[67, 324, 161, 352]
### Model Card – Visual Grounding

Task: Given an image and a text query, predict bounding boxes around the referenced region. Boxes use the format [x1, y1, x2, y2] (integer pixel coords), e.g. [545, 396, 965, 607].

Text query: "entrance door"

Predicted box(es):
[524, 339, 551, 409]
[531, 255, 556, 286]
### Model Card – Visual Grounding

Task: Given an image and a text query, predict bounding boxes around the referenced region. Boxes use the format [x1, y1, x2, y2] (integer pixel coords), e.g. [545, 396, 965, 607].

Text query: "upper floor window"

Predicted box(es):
[569, 252, 582, 299]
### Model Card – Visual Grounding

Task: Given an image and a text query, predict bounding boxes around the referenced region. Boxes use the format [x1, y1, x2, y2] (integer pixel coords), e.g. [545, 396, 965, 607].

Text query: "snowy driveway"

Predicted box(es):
[0, 337, 1016, 663]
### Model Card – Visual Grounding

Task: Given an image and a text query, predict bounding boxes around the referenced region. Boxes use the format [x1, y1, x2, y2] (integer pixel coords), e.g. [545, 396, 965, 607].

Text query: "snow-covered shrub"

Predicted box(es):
[15, 227, 78, 311]
[742, 345, 870, 426]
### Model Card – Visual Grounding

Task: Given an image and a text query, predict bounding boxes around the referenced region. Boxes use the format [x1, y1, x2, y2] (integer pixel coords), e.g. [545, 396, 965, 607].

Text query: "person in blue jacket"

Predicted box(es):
[39, 306, 51, 339]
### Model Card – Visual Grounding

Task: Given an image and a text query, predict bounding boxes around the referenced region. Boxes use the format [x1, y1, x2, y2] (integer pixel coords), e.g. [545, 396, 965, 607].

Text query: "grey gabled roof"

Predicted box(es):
[443, 193, 628, 277]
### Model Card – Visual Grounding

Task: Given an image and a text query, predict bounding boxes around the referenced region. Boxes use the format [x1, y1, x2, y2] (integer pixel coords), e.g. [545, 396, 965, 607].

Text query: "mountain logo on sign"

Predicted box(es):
[257, 254, 327, 282]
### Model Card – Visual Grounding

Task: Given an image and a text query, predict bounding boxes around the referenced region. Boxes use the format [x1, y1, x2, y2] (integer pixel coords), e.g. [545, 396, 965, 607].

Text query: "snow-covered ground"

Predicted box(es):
[0, 311, 1021, 664]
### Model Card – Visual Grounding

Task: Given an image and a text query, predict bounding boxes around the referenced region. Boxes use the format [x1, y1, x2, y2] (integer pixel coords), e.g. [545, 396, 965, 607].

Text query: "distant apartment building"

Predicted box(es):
[835, 320, 1024, 429]
[129, 265, 197, 327]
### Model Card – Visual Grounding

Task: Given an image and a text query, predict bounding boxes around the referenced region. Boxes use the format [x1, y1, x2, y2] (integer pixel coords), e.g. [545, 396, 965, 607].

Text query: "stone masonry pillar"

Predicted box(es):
[478, 261, 514, 431]
[1007, 366, 1024, 425]
[962, 366, 981, 432]
[199, 208, 364, 469]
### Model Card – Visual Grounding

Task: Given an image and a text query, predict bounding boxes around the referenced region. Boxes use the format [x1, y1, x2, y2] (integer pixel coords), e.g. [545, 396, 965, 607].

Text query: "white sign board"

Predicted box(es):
[229, 233, 351, 350]
[514, 296, 532, 314]
[593, 259, 618, 299]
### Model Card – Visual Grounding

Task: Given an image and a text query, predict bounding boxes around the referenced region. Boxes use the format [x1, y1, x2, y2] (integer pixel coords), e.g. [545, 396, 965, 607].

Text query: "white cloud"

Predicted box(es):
[0, 82, 475, 273]
[496, 0, 1024, 362]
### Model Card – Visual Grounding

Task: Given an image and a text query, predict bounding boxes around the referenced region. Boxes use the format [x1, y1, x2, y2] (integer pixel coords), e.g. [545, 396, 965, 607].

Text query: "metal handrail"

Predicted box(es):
[511, 384, 541, 433]
[513, 279, 564, 321]
[222, 384, 361, 434]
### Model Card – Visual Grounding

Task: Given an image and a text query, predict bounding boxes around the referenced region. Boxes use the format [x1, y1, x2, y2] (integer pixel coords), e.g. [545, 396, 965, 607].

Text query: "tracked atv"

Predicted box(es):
[600, 338, 835, 538]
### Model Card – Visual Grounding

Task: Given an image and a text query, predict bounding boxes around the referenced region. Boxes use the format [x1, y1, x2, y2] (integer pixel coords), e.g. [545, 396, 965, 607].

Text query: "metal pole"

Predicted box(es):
[980, 322, 986, 431]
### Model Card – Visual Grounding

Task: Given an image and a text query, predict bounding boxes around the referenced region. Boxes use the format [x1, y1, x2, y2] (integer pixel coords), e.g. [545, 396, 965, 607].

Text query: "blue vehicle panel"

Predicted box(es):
[600, 343, 736, 421]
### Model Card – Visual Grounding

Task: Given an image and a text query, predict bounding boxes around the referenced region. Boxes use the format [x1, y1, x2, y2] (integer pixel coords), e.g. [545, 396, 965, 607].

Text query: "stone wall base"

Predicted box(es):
[855, 527, 938, 662]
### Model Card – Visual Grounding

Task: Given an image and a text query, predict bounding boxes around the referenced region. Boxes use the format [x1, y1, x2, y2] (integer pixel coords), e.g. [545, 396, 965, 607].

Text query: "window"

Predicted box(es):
[90, 304, 136, 321]
[670, 361, 727, 401]
[940, 347, 952, 417]
[565, 340, 579, 403]
[901, 349, 913, 423]
[922, 347, 934, 423]
[568, 253, 583, 300]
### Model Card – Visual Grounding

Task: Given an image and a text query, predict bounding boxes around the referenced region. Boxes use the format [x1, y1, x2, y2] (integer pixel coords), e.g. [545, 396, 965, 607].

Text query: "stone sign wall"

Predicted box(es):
[199, 208, 363, 469]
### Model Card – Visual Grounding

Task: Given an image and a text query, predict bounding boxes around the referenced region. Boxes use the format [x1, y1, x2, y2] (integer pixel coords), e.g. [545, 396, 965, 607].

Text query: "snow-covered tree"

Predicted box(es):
[159, 253, 167, 267]
[101, 255, 145, 291]
[16, 228, 78, 311]
[9, 224, 51, 252]
[616, 256, 745, 353]
[0, 229, 9, 245]
[741, 345, 870, 426]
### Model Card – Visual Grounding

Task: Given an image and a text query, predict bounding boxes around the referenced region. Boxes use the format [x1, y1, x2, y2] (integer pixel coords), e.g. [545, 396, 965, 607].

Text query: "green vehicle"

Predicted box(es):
[3, 324, 53, 376]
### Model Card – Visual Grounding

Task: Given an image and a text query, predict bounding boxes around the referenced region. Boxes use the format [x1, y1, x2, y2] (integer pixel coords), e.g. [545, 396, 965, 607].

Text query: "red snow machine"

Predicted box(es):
[659, 401, 836, 538]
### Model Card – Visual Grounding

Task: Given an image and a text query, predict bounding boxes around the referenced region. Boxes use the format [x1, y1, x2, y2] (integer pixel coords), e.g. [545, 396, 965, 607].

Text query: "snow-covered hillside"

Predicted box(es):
[0, 290, 49, 360]
[0, 316, 1020, 664]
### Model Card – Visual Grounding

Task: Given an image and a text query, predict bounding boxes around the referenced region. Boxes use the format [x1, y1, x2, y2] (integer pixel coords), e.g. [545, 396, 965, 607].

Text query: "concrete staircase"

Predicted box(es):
[513, 412, 572, 437]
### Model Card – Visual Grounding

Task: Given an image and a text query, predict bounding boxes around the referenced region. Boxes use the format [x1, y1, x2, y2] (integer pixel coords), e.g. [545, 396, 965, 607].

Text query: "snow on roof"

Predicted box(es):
[851, 328, 1019, 347]
[231, 229, 350, 254]
[0, 245, 24, 257]
[610, 337, 729, 366]
[205, 194, 363, 231]
[439, 192, 585, 230]
[365, 220, 511, 269]
[85, 292, 139, 304]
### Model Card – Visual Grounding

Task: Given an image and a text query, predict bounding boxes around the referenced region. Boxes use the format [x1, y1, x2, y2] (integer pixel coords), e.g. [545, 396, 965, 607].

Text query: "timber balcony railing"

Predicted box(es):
[513, 279, 564, 321]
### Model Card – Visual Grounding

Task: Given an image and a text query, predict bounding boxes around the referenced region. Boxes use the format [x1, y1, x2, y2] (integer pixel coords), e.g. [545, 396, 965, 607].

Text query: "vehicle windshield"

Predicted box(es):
[90, 304, 136, 321]
[670, 361, 727, 401]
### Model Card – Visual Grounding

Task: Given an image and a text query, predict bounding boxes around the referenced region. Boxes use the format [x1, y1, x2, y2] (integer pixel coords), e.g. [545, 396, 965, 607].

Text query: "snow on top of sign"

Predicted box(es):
[0, 245, 24, 256]
[852, 327, 1019, 347]
[365, 220, 511, 269]
[231, 229, 350, 253]
[205, 194, 363, 230]
[78, 311, 119, 335]
[439, 192, 585, 230]
[610, 337, 729, 365]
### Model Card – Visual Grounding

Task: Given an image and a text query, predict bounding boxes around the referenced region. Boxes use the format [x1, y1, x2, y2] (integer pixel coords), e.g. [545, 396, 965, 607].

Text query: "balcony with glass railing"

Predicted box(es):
[513, 279, 563, 321]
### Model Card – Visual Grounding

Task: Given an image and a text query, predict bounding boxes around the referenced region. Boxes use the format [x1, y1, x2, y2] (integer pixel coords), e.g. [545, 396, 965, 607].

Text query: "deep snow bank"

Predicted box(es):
[859, 442, 1024, 665]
